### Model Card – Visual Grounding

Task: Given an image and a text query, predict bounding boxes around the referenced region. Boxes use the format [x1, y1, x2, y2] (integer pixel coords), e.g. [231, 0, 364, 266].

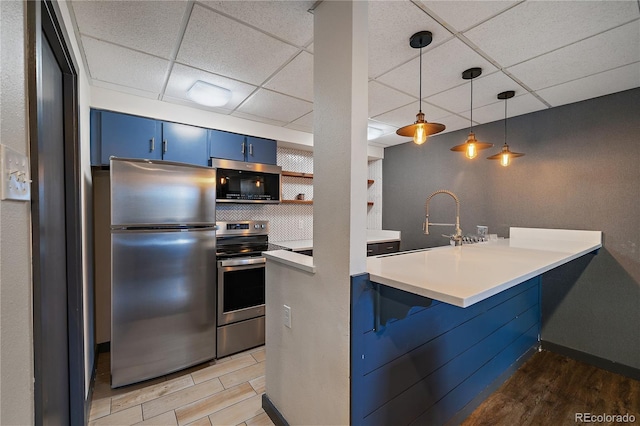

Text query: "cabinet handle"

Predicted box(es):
[241, 142, 246, 155]
[163, 139, 168, 153]
[249, 143, 253, 156]
[150, 137, 155, 152]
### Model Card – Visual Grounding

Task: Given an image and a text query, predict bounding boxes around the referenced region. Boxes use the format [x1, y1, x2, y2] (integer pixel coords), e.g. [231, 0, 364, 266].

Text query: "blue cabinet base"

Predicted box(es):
[351, 274, 541, 425]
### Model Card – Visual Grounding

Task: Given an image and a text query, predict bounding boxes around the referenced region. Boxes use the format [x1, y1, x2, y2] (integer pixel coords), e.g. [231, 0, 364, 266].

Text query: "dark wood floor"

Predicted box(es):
[462, 350, 640, 425]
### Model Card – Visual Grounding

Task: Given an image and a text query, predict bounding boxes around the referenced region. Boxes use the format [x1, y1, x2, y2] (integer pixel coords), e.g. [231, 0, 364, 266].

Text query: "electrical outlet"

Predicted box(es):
[298, 219, 304, 229]
[283, 304, 292, 328]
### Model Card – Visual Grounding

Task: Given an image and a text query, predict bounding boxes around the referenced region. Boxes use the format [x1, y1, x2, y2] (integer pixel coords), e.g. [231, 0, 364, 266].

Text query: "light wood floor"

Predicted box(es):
[88, 346, 273, 426]
[90, 348, 639, 425]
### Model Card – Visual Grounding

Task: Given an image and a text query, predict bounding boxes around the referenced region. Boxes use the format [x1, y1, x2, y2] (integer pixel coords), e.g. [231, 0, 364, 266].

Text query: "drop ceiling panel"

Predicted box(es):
[231, 110, 288, 127]
[368, 82, 416, 118]
[199, 0, 315, 47]
[536, 63, 640, 107]
[286, 111, 314, 133]
[372, 101, 450, 128]
[368, 0, 452, 78]
[176, 4, 300, 85]
[426, 70, 523, 114]
[82, 37, 169, 94]
[507, 20, 640, 91]
[71, 0, 187, 59]
[464, 1, 640, 68]
[471, 93, 548, 124]
[236, 89, 313, 124]
[264, 52, 313, 102]
[376, 38, 498, 98]
[419, 0, 520, 32]
[436, 114, 471, 134]
[164, 64, 257, 112]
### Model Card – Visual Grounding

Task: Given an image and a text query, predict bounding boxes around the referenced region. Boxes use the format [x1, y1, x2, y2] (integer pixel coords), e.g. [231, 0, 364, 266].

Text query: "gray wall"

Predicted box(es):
[383, 88, 640, 369]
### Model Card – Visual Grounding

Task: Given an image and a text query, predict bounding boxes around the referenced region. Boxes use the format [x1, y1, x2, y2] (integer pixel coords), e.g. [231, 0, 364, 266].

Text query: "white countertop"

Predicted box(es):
[273, 229, 401, 252]
[366, 227, 602, 308]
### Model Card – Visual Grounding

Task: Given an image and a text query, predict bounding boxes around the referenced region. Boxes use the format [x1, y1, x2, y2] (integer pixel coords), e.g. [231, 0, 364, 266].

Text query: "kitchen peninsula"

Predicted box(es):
[264, 227, 602, 425]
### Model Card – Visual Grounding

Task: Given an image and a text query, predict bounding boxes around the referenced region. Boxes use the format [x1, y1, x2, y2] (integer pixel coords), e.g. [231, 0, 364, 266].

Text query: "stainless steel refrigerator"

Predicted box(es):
[110, 158, 217, 388]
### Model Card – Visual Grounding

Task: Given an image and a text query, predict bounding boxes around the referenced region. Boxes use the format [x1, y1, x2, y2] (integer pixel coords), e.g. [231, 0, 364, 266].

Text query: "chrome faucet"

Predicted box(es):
[423, 190, 463, 246]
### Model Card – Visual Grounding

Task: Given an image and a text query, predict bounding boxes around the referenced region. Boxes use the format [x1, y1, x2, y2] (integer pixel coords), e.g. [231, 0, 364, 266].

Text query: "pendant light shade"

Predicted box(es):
[487, 91, 525, 166]
[396, 31, 445, 145]
[451, 68, 492, 158]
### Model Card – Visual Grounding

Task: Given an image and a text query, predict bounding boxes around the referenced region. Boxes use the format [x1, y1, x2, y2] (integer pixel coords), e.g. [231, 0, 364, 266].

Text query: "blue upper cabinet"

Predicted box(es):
[246, 136, 277, 165]
[99, 111, 162, 164]
[209, 130, 277, 165]
[161, 121, 208, 166]
[208, 130, 246, 162]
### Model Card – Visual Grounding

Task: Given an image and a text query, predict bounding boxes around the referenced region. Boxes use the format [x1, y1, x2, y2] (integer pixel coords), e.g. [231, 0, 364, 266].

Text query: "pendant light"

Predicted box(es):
[450, 68, 493, 158]
[487, 90, 525, 166]
[396, 31, 445, 145]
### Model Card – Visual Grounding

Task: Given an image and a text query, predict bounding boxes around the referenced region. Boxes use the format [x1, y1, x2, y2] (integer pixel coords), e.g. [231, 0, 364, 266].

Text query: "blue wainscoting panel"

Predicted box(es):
[350, 275, 541, 426]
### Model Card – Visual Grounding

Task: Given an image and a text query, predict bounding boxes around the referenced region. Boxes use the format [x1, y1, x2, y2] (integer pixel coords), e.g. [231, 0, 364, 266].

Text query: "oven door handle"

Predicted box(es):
[218, 257, 266, 267]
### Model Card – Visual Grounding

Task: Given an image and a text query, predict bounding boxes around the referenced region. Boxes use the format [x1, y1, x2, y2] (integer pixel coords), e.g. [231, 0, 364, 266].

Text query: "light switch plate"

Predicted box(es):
[283, 304, 292, 328]
[1, 144, 31, 201]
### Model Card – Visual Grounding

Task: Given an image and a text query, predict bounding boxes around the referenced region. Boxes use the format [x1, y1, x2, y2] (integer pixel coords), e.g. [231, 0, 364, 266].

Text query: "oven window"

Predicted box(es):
[222, 267, 265, 312]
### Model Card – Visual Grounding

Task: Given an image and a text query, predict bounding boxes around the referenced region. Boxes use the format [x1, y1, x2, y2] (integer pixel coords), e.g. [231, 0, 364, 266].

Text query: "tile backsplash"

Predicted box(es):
[215, 147, 382, 242]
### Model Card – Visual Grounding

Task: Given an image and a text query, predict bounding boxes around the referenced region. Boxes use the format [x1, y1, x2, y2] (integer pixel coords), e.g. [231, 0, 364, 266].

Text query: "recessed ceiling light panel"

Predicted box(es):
[187, 80, 232, 107]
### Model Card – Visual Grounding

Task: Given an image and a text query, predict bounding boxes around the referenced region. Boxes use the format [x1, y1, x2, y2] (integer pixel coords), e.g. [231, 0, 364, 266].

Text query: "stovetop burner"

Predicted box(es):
[215, 220, 289, 259]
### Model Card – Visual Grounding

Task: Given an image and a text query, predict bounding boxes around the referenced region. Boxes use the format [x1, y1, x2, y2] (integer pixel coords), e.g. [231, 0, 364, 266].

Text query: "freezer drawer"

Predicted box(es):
[217, 316, 265, 358]
[111, 158, 216, 226]
[111, 229, 216, 387]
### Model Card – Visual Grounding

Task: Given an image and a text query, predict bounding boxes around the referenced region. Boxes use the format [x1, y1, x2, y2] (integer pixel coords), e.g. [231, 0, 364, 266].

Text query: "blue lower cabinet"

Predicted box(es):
[350, 275, 541, 426]
[161, 121, 208, 166]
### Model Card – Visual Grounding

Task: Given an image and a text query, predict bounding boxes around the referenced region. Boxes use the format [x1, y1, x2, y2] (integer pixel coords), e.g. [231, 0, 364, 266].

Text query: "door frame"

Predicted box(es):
[27, 0, 85, 424]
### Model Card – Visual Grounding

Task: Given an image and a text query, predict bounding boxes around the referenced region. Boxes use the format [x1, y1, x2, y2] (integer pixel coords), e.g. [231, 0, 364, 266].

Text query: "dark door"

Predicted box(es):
[29, 1, 85, 424]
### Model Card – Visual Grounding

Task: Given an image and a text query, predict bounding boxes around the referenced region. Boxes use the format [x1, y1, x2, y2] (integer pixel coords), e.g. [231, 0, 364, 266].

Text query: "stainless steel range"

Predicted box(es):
[215, 220, 288, 358]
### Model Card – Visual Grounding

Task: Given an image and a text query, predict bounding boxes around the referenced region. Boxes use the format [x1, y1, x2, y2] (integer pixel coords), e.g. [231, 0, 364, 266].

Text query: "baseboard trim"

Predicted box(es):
[446, 345, 539, 425]
[541, 341, 640, 381]
[262, 394, 289, 426]
[97, 341, 110, 353]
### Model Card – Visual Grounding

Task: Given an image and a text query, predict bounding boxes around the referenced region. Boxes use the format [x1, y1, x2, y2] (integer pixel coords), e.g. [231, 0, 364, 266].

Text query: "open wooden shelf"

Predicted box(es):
[281, 199, 314, 205]
[282, 171, 314, 179]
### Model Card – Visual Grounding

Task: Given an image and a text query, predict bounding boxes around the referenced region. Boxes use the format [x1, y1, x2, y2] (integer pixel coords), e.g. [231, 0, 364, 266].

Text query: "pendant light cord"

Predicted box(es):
[419, 46, 422, 113]
[504, 96, 508, 145]
[470, 78, 473, 132]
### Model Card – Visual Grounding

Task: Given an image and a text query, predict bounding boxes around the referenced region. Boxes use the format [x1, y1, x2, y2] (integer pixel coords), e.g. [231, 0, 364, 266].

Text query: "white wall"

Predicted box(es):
[264, 2, 369, 424]
[0, 1, 35, 424]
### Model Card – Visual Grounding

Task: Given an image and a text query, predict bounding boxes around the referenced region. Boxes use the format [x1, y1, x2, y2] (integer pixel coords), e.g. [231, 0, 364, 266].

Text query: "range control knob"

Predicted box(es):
[261, 224, 266, 229]
[254, 224, 260, 229]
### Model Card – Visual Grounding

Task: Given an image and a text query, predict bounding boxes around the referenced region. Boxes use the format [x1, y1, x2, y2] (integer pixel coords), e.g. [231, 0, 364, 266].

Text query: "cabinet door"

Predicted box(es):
[161, 122, 208, 166]
[209, 130, 246, 162]
[246, 136, 277, 165]
[100, 111, 162, 165]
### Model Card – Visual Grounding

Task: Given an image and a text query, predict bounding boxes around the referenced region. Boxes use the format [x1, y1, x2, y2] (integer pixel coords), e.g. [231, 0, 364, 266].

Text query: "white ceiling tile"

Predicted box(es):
[264, 52, 313, 102]
[372, 102, 450, 129]
[368, 82, 416, 118]
[464, 1, 640, 68]
[368, 0, 453, 78]
[377, 38, 499, 98]
[370, 132, 410, 147]
[419, 0, 520, 32]
[91, 79, 160, 100]
[177, 5, 299, 85]
[237, 89, 313, 124]
[426, 70, 523, 114]
[286, 111, 314, 133]
[471, 93, 548, 124]
[71, 0, 188, 59]
[536, 63, 640, 107]
[507, 20, 640, 91]
[82, 37, 169, 94]
[231, 110, 288, 127]
[436, 114, 472, 135]
[164, 63, 257, 112]
[199, 1, 315, 46]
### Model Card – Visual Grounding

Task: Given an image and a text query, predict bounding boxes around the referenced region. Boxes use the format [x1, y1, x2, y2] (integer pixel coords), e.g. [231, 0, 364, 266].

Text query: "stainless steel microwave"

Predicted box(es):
[211, 158, 281, 203]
